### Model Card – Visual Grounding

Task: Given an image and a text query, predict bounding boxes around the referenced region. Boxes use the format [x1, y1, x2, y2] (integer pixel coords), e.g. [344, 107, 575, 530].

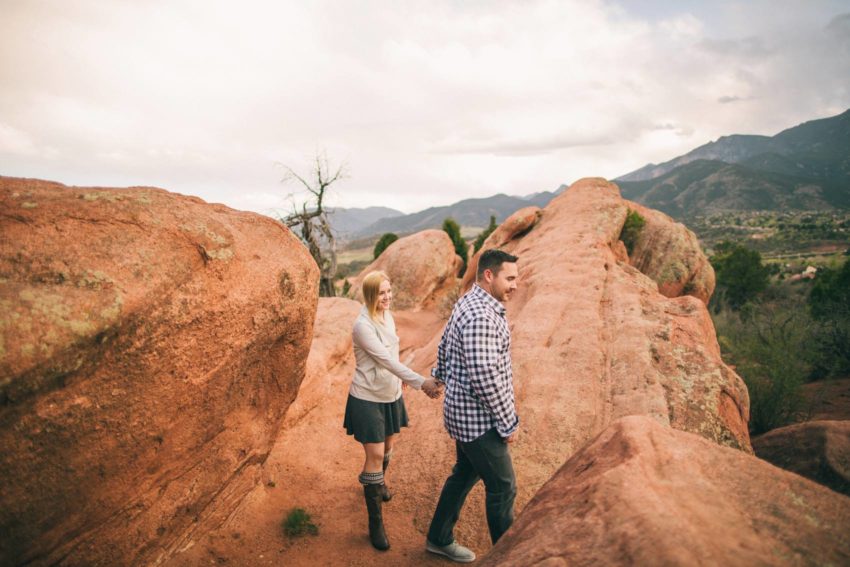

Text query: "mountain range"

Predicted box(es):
[333, 187, 565, 240]
[333, 109, 849, 240]
[326, 206, 404, 236]
[615, 109, 850, 217]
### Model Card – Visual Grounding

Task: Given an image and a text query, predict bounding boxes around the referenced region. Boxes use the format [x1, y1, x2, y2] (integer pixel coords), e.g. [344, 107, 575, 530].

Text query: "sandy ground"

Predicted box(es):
[168, 309, 502, 566]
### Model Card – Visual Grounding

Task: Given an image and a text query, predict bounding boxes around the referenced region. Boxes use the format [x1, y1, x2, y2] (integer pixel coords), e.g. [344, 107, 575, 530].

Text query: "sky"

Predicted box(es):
[1, 1, 849, 216]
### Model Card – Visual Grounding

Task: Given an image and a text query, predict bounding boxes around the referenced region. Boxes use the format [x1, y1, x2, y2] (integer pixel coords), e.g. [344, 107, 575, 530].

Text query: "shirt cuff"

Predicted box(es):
[496, 416, 519, 438]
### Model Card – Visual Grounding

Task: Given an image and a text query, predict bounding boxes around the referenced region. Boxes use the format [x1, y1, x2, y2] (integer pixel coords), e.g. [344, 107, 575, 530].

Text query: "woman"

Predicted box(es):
[343, 270, 441, 551]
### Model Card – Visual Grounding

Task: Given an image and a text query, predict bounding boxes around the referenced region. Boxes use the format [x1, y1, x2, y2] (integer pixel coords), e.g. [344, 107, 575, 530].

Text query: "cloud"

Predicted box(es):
[699, 37, 773, 58]
[826, 12, 850, 35]
[825, 12, 850, 50]
[0, 122, 37, 156]
[1, 1, 848, 214]
[430, 132, 617, 156]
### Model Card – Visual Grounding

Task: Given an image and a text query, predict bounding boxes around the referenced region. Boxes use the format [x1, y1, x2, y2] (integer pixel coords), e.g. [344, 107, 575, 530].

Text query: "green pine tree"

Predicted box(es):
[373, 233, 398, 259]
[442, 218, 468, 277]
[473, 215, 498, 253]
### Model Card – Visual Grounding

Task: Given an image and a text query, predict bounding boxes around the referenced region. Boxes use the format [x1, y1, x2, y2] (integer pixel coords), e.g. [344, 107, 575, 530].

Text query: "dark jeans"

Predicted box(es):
[427, 428, 517, 546]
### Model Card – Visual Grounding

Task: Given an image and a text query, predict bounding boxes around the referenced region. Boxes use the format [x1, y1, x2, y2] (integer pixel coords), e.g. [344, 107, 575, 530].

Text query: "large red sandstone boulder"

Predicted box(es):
[350, 229, 462, 311]
[482, 416, 850, 567]
[282, 297, 360, 427]
[494, 179, 748, 478]
[0, 177, 318, 566]
[802, 378, 850, 421]
[623, 201, 716, 304]
[461, 206, 543, 291]
[392, 178, 751, 556]
[753, 420, 850, 497]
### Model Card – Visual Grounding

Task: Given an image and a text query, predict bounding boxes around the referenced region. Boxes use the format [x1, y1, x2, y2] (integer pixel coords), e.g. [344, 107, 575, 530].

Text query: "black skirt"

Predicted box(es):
[343, 394, 409, 443]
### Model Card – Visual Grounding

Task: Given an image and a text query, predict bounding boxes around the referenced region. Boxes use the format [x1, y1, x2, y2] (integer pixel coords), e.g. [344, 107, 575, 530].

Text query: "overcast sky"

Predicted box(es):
[2, 1, 849, 216]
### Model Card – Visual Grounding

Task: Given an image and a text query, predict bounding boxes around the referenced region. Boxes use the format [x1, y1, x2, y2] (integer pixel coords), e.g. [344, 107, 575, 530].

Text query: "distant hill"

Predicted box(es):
[352, 188, 563, 239]
[339, 111, 850, 241]
[617, 135, 778, 182]
[327, 206, 403, 237]
[617, 159, 842, 218]
[618, 109, 850, 182]
[616, 109, 850, 217]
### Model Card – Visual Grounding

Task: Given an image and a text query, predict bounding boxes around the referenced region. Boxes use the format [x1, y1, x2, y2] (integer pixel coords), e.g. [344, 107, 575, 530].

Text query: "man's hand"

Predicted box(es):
[504, 430, 518, 444]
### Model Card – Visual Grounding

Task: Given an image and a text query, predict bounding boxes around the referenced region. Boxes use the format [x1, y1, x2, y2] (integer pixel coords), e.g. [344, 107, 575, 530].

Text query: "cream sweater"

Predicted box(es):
[349, 306, 426, 402]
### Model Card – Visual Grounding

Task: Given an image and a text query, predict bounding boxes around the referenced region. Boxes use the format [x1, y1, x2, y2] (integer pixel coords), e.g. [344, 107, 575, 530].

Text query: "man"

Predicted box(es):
[425, 249, 520, 563]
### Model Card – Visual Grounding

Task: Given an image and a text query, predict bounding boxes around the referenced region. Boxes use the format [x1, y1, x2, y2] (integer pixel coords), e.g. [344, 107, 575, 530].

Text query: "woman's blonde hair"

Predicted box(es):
[362, 271, 391, 322]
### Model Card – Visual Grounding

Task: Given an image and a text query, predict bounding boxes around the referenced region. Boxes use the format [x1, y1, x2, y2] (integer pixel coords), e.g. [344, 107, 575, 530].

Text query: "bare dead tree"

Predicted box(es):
[279, 152, 346, 297]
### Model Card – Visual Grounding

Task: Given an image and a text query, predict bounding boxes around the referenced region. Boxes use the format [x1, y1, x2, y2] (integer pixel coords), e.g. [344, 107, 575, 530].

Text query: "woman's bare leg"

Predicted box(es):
[362, 442, 385, 474]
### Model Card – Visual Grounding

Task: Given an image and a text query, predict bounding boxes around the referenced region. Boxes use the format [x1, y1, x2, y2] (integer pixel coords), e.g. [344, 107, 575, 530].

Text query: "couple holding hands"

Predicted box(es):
[343, 249, 520, 563]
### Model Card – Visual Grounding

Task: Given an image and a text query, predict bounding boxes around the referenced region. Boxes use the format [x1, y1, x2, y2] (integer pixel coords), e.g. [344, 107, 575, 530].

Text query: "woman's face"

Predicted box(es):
[376, 279, 392, 312]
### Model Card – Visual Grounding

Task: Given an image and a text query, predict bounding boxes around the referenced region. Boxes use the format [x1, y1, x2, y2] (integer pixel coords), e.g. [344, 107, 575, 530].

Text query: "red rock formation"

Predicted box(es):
[802, 378, 850, 421]
[282, 297, 361, 426]
[350, 229, 462, 311]
[489, 179, 749, 498]
[462, 206, 543, 291]
[0, 177, 318, 565]
[482, 416, 850, 567]
[753, 420, 850, 497]
[623, 201, 716, 304]
[163, 178, 756, 565]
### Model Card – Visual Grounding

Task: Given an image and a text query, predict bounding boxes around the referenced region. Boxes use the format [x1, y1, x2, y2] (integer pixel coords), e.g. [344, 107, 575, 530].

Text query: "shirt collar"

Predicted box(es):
[471, 283, 506, 317]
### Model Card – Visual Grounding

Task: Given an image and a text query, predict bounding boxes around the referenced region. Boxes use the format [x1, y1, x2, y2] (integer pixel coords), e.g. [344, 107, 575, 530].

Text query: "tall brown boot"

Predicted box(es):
[364, 483, 390, 551]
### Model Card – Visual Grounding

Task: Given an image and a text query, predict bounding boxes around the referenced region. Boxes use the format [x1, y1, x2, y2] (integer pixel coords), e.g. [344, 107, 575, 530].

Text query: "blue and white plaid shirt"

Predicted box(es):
[432, 284, 519, 442]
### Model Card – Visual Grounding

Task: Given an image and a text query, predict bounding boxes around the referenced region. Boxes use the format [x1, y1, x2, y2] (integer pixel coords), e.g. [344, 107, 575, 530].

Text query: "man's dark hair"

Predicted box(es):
[477, 249, 519, 279]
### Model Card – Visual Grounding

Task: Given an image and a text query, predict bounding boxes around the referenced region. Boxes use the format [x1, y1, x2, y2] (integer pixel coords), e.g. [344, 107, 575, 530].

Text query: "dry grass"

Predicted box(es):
[337, 246, 374, 264]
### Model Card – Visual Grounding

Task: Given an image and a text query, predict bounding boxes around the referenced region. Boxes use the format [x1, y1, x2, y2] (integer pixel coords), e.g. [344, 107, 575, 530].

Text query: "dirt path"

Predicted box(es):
[168, 309, 497, 566]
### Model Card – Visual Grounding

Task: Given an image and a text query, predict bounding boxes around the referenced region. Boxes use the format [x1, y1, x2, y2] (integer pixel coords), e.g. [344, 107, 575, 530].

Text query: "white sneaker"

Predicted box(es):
[426, 540, 476, 563]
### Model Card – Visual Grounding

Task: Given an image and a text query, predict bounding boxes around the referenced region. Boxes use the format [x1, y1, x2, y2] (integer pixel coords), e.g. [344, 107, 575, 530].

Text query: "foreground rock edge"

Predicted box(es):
[0, 177, 320, 566]
[481, 415, 850, 566]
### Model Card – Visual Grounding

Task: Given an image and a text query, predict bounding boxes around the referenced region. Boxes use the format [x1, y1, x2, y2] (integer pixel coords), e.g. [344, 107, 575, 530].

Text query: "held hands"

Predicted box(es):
[422, 378, 444, 400]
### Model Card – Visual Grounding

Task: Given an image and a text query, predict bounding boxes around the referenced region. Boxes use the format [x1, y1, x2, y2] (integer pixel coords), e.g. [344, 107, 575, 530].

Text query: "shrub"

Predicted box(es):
[741, 361, 806, 436]
[713, 299, 814, 435]
[619, 209, 646, 255]
[808, 260, 850, 319]
[710, 241, 770, 310]
[282, 507, 319, 537]
[808, 260, 850, 377]
[336, 259, 370, 279]
[438, 280, 462, 319]
[442, 218, 468, 277]
[473, 215, 498, 253]
[373, 233, 398, 259]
